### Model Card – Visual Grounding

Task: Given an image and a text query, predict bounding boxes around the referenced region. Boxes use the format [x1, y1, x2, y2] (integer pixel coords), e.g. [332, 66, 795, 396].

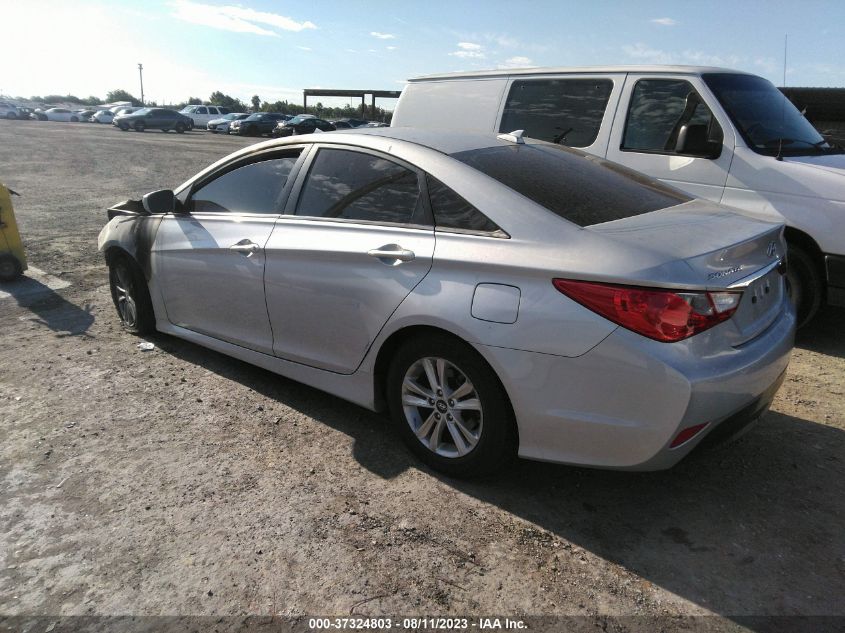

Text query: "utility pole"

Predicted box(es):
[138, 63, 145, 105]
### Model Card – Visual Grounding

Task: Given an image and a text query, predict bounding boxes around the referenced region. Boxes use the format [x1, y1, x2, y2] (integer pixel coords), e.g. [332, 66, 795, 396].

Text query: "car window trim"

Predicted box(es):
[184, 145, 310, 215]
[283, 144, 434, 228]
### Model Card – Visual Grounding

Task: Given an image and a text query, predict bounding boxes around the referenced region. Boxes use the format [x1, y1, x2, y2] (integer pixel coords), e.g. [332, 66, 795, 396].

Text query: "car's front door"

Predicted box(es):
[264, 146, 435, 374]
[154, 149, 303, 354]
[606, 75, 734, 201]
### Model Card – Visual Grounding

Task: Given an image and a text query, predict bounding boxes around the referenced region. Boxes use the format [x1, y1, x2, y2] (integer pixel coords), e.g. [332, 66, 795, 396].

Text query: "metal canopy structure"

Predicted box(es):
[303, 89, 402, 119]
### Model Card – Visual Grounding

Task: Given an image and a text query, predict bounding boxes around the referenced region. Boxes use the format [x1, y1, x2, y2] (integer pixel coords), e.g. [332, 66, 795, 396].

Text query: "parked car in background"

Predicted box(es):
[0, 102, 20, 119]
[365, 122, 389, 127]
[331, 118, 369, 129]
[91, 110, 115, 124]
[393, 64, 845, 326]
[113, 108, 192, 133]
[112, 106, 140, 117]
[179, 105, 231, 129]
[229, 112, 289, 136]
[98, 128, 793, 478]
[36, 108, 79, 122]
[272, 115, 335, 137]
[74, 109, 96, 121]
[207, 112, 249, 133]
[16, 107, 35, 121]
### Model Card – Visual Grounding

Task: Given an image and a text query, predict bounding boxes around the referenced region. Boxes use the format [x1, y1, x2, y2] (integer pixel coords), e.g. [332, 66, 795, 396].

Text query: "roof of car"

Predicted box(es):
[331, 126, 531, 155]
[408, 64, 754, 82]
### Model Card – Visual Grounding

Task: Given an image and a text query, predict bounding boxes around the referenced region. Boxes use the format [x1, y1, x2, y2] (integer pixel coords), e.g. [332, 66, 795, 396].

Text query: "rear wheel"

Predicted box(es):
[387, 334, 516, 477]
[108, 255, 155, 335]
[0, 254, 23, 281]
[786, 244, 823, 328]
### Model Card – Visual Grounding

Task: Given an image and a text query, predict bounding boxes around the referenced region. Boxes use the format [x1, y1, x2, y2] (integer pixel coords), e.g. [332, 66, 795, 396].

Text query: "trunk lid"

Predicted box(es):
[589, 200, 787, 343]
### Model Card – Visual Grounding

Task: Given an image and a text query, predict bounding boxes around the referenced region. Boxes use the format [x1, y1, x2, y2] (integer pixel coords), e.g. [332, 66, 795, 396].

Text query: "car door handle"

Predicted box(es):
[367, 245, 415, 263]
[229, 240, 261, 256]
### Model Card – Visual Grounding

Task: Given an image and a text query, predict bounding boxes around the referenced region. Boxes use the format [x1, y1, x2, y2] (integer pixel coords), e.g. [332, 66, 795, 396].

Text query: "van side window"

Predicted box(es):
[622, 79, 723, 156]
[499, 79, 613, 148]
[426, 175, 501, 234]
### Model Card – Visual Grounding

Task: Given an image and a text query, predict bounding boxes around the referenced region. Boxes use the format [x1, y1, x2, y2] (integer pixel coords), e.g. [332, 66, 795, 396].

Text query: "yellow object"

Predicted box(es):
[0, 182, 27, 281]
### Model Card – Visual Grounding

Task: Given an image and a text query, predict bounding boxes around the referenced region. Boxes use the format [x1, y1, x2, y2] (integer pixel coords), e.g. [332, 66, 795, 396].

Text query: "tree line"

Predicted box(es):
[15, 89, 393, 122]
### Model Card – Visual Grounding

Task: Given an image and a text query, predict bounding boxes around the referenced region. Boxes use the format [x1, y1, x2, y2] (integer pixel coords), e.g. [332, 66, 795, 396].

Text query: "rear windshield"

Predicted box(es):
[449, 143, 691, 227]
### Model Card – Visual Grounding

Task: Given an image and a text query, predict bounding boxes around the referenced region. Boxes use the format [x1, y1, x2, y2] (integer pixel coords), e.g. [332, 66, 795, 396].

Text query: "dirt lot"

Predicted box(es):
[0, 121, 843, 631]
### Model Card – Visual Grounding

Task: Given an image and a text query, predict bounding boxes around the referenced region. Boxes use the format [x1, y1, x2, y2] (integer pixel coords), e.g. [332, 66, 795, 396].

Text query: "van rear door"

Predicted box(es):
[605, 74, 734, 202]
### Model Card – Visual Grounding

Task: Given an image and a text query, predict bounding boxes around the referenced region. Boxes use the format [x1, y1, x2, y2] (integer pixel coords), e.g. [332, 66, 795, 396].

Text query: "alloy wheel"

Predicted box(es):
[113, 266, 138, 327]
[401, 357, 483, 458]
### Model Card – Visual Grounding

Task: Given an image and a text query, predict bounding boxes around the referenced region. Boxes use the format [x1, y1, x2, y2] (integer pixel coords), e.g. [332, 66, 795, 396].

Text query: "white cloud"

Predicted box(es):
[386, 45, 397, 51]
[499, 56, 533, 69]
[370, 31, 396, 39]
[651, 17, 677, 26]
[450, 42, 485, 59]
[297, 46, 312, 51]
[171, 1, 316, 36]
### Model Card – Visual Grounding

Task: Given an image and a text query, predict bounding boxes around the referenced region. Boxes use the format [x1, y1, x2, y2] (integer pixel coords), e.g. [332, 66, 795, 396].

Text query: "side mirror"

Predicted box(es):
[676, 124, 722, 159]
[142, 189, 176, 214]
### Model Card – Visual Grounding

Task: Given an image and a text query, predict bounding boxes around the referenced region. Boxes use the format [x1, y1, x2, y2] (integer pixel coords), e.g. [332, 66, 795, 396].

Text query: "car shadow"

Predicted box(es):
[796, 304, 845, 359]
[0, 277, 95, 337]
[155, 333, 844, 629]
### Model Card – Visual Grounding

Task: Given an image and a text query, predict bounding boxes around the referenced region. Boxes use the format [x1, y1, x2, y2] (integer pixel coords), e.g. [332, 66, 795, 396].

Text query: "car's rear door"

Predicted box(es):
[264, 145, 435, 373]
[154, 148, 305, 354]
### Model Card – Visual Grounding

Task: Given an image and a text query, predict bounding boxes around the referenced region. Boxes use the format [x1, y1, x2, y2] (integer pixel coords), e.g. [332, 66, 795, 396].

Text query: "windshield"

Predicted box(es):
[703, 73, 834, 156]
[288, 115, 307, 124]
[133, 108, 151, 116]
[246, 113, 263, 120]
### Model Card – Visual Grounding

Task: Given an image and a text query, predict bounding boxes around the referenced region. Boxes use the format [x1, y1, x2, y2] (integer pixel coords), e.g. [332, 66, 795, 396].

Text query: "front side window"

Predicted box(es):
[191, 155, 299, 214]
[196, 107, 208, 114]
[622, 79, 723, 155]
[296, 149, 425, 225]
[499, 79, 613, 148]
[426, 175, 501, 234]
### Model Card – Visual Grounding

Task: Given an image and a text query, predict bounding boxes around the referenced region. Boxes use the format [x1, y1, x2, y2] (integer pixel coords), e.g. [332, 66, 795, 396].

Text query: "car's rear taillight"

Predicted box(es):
[552, 279, 742, 342]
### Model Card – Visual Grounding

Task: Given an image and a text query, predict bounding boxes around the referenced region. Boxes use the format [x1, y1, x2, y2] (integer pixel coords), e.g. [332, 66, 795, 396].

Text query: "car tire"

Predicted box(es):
[0, 254, 23, 282]
[108, 254, 155, 335]
[175, 123, 185, 133]
[71, 116, 78, 122]
[387, 333, 517, 478]
[161, 128, 170, 133]
[786, 244, 823, 328]
[7, 112, 16, 120]
[119, 123, 129, 131]
[134, 121, 145, 132]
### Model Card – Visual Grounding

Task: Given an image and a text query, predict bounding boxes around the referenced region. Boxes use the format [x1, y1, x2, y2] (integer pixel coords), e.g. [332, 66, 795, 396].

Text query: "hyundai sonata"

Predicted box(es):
[98, 128, 794, 477]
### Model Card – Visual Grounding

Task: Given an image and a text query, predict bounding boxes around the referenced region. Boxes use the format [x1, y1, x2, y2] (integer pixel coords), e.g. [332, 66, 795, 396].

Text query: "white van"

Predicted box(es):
[178, 105, 231, 129]
[392, 65, 845, 325]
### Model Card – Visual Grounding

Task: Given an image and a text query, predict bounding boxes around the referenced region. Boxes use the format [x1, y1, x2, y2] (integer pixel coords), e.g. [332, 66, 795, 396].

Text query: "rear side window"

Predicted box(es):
[426, 175, 501, 234]
[296, 149, 426, 225]
[450, 143, 690, 227]
[191, 155, 299, 214]
[499, 79, 613, 148]
[622, 79, 722, 153]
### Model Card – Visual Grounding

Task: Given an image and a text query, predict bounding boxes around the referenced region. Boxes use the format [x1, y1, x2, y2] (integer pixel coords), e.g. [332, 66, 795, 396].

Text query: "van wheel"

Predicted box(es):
[0, 254, 23, 281]
[786, 244, 822, 328]
[387, 334, 517, 478]
[108, 255, 155, 335]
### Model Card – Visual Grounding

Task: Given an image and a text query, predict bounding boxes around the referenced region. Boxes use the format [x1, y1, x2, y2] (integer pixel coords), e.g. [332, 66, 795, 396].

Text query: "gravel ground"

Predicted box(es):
[0, 121, 843, 632]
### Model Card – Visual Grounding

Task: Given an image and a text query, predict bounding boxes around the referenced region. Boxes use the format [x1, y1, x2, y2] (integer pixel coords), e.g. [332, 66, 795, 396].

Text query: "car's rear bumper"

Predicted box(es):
[477, 299, 795, 470]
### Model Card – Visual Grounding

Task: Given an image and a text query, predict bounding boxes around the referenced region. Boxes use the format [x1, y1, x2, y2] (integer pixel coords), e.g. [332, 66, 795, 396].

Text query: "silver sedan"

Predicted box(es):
[98, 128, 795, 477]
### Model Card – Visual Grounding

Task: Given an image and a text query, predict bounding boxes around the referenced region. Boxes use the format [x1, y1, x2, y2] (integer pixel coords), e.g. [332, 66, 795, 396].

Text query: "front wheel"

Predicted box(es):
[786, 244, 823, 328]
[119, 123, 129, 131]
[387, 334, 517, 477]
[108, 255, 155, 335]
[174, 123, 185, 133]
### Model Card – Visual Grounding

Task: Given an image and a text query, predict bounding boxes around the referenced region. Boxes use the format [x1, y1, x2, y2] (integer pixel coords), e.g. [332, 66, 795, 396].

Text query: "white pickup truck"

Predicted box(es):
[391, 65, 845, 325]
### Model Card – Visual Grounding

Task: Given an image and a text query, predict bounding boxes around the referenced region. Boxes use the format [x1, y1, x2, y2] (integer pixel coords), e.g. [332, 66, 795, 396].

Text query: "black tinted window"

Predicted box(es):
[192, 156, 299, 214]
[623, 79, 721, 153]
[499, 79, 613, 148]
[296, 149, 425, 224]
[426, 175, 500, 233]
[450, 143, 690, 227]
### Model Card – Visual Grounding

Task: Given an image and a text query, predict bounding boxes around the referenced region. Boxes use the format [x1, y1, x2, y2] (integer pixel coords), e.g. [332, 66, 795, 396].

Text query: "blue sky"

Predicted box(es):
[2, 0, 844, 108]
